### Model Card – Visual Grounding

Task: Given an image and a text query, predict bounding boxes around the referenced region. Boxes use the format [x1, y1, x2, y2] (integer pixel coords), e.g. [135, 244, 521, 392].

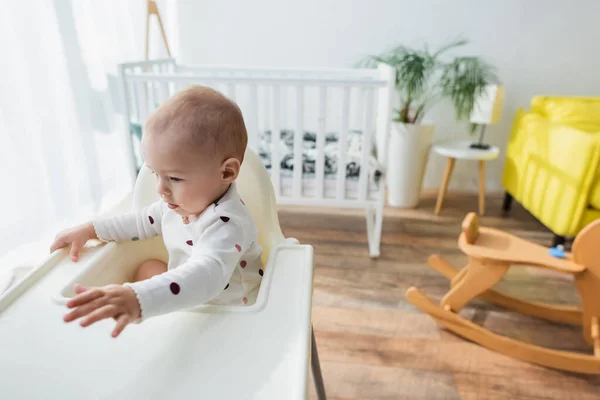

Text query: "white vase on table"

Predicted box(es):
[386, 122, 435, 208]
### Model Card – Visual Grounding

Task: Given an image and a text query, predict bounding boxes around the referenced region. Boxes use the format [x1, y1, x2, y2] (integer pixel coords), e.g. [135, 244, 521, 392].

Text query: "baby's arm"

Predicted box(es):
[50, 221, 99, 261]
[92, 200, 164, 243]
[125, 214, 252, 320]
[51, 201, 164, 261]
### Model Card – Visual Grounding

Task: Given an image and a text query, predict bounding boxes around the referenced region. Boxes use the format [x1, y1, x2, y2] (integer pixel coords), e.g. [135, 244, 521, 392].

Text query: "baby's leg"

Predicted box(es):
[133, 259, 167, 282]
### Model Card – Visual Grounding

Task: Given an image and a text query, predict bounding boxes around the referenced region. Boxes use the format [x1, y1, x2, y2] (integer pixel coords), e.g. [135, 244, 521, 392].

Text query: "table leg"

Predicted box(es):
[479, 160, 486, 215]
[435, 157, 456, 215]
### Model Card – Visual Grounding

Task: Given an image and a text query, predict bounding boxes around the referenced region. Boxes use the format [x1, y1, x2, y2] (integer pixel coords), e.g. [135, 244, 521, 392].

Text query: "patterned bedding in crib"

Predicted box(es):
[129, 122, 383, 182]
[258, 129, 382, 181]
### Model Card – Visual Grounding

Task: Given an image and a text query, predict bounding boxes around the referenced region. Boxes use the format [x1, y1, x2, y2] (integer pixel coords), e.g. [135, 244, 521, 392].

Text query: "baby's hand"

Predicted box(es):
[63, 283, 141, 337]
[50, 222, 97, 261]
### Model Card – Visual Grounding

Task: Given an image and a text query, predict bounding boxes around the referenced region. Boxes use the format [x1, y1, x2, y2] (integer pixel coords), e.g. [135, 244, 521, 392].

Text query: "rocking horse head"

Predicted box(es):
[461, 212, 480, 245]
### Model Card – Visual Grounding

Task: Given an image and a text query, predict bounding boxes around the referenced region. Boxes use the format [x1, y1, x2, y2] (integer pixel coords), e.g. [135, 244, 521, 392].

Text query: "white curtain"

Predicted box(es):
[0, 0, 172, 281]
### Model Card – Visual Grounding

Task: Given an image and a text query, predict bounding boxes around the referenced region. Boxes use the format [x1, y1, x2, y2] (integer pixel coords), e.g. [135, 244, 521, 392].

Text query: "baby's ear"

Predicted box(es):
[221, 157, 241, 183]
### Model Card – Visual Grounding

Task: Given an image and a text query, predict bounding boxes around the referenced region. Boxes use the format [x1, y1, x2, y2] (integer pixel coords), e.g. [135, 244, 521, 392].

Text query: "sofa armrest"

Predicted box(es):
[519, 147, 600, 237]
[503, 108, 600, 236]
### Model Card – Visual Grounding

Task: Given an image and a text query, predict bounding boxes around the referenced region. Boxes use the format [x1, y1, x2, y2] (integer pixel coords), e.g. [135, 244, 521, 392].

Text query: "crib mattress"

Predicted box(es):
[130, 125, 384, 190]
[258, 129, 382, 181]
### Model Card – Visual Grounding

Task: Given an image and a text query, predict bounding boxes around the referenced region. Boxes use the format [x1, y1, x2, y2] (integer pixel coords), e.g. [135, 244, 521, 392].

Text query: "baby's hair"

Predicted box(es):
[145, 85, 247, 162]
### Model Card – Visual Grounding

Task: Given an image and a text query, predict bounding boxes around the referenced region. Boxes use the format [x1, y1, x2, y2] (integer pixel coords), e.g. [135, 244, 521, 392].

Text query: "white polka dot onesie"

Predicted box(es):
[92, 183, 263, 320]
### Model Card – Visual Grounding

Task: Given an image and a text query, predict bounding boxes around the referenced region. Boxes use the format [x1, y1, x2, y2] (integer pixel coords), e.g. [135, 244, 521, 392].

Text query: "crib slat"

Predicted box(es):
[271, 85, 281, 197]
[131, 80, 141, 123]
[249, 84, 259, 150]
[137, 81, 149, 124]
[160, 82, 170, 104]
[281, 84, 287, 132]
[358, 88, 374, 202]
[337, 86, 351, 200]
[316, 86, 327, 199]
[263, 85, 270, 145]
[152, 65, 163, 108]
[293, 86, 304, 198]
[375, 63, 395, 170]
[146, 81, 156, 113]
[119, 68, 138, 182]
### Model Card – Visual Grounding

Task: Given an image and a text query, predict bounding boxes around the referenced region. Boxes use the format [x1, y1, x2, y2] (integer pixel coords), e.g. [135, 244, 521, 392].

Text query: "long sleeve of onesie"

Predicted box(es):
[92, 200, 164, 242]
[126, 210, 258, 320]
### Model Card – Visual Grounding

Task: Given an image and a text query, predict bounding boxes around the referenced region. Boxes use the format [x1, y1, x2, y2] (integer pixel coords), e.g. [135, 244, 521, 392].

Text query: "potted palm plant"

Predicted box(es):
[361, 38, 497, 207]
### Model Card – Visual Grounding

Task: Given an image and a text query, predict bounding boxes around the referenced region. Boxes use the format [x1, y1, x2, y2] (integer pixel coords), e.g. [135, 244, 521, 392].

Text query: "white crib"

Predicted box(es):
[118, 58, 395, 257]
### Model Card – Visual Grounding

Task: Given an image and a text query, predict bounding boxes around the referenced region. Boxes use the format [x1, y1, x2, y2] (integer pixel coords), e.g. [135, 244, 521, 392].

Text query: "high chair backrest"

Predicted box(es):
[131, 148, 286, 265]
[236, 148, 286, 263]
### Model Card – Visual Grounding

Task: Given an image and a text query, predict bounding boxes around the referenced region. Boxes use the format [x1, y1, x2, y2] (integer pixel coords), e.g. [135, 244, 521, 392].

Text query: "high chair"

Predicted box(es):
[406, 212, 600, 374]
[0, 149, 327, 399]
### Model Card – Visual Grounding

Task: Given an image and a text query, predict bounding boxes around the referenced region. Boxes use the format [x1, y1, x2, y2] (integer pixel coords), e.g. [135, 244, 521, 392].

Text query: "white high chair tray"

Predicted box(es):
[0, 242, 314, 399]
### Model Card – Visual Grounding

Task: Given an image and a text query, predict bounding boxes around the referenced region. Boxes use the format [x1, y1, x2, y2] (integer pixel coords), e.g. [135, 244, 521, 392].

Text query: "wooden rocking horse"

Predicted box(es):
[406, 212, 600, 374]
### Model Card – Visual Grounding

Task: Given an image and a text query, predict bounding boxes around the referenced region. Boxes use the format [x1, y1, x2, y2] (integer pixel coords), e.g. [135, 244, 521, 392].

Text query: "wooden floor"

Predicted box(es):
[277, 192, 600, 400]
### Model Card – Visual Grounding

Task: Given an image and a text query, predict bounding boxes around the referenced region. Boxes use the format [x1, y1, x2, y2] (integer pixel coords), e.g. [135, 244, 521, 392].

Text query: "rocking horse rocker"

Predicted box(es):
[406, 212, 600, 374]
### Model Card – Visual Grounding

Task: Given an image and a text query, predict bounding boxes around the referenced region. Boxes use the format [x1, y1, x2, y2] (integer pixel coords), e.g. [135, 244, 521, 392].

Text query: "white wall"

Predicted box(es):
[173, 0, 600, 193]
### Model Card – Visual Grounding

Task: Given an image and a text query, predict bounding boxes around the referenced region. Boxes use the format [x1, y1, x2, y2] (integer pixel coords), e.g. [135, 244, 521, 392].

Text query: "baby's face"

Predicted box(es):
[141, 133, 226, 217]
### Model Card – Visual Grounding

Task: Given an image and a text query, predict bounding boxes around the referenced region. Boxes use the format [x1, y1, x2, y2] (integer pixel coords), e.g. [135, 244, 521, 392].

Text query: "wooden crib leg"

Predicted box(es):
[365, 206, 374, 253]
[365, 203, 383, 258]
[373, 200, 384, 257]
[442, 258, 509, 313]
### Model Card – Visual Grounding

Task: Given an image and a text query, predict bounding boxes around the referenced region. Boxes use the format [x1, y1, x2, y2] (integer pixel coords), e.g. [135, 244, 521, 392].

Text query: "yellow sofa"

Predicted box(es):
[502, 96, 600, 246]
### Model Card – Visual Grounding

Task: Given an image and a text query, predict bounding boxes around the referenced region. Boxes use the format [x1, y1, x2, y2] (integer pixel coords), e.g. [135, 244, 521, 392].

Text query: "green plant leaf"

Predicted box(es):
[358, 37, 498, 124]
[432, 37, 468, 59]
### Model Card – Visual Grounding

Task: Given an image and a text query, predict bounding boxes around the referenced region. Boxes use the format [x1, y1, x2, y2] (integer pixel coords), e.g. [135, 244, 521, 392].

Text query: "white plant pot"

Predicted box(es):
[386, 122, 435, 208]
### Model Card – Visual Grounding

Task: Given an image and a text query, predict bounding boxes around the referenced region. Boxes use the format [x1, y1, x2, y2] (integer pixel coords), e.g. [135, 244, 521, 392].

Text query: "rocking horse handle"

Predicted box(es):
[461, 212, 480, 245]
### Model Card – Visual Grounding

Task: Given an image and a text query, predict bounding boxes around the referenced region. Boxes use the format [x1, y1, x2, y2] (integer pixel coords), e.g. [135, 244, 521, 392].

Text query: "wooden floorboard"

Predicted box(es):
[279, 192, 600, 399]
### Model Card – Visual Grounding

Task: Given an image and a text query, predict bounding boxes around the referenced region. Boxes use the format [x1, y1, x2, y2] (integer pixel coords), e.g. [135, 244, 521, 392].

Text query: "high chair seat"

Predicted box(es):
[0, 149, 323, 399]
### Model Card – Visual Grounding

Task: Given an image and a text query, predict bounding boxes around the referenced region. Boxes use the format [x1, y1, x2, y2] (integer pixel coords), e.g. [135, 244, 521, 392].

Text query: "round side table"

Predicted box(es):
[432, 140, 500, 216]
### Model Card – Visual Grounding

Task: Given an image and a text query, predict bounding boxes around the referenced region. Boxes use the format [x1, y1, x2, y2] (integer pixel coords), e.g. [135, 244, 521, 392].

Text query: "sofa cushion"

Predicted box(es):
[544, 120, 600, 178]
[531, 96, 600, 133]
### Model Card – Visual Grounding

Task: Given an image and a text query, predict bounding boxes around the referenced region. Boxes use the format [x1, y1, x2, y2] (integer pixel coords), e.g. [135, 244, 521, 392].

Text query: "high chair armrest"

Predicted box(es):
[0, 240, 108, 314]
